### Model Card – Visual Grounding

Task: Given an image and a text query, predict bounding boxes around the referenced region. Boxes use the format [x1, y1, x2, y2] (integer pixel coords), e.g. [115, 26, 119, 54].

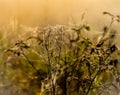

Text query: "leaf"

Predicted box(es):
[17, 52, 21, 56]
[116, 19, 120, 23]
[84, 25, 90, 31]
[15, 40, 30, 49]
[110, 44, 116, 53]
[90, 48, 94, 54]
[13, 51, 21, 56]
[86, 62, 90, 68]
[103, 11, 108, 15]
[96, 41, 104, 47]
[109, 60, 113, 65]
[116, 77, 120, 83]
[71, 27, 81, 32]
[70, 39, 76, 43]
[116, 15, 120, 19]
[113, 59, 118, 68]
[103, 11, 114, 17]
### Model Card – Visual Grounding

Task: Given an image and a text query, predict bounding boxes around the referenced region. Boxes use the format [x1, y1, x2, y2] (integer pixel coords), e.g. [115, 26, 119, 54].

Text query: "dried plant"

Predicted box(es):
[5, 12, 120, 95]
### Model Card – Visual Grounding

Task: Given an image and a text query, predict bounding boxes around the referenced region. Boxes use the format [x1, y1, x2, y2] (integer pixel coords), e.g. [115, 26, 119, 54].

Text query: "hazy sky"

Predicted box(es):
[0, 0, 120, 29]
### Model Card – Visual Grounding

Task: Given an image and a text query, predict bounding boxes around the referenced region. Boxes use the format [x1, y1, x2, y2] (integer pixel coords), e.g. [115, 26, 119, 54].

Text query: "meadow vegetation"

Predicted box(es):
[0, 12, 120, 95]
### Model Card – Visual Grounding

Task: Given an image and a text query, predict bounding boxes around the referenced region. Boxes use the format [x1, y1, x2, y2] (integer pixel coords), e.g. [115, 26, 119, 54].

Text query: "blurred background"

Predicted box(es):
[0, 0, 120, 30]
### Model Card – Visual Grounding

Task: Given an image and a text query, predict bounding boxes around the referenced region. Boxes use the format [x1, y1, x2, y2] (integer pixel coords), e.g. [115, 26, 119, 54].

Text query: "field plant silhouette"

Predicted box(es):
[4, 12, 120, 95]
